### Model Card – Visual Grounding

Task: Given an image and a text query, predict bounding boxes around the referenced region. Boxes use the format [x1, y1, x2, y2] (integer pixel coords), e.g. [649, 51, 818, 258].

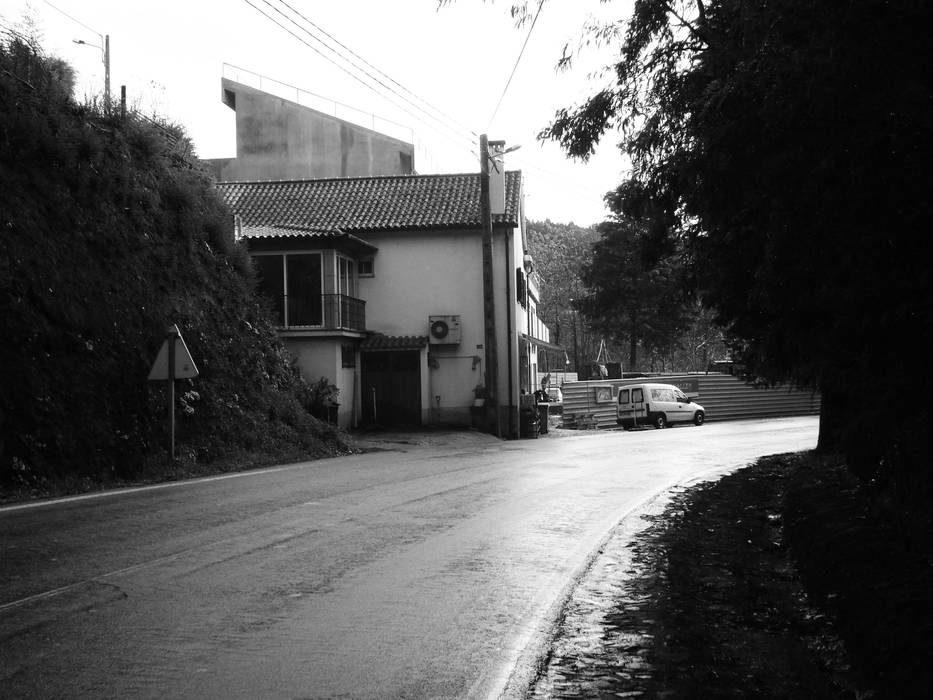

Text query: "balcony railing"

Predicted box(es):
[279, 294, 366, 332]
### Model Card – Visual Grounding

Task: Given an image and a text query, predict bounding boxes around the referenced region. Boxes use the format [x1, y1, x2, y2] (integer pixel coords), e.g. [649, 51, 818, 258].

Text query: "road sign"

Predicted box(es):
[148, 326, 198, 380]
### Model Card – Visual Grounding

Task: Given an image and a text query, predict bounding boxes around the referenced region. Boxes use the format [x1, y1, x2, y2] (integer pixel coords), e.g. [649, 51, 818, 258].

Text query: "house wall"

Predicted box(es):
[358, 228, 486, 426]
[282, 337, 357, 429]
[209, 79, 414, 182]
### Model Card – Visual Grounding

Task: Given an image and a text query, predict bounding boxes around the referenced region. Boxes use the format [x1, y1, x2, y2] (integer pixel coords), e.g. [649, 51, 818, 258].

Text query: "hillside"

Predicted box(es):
[0, 35, 350, 496]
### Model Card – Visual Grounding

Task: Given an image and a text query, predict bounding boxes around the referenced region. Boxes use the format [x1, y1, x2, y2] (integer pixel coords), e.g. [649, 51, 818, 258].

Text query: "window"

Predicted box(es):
[358, 258, 374, 277]
[618, 389, 630, 404]
[337, 256, 357, 297]
[516, 268, 527, 308]
[342, 344, 356, 368]
[632, 388, 644, 403]
[253, 255, 285, 324]
[651, 388, 675, 402]
[251, 252, 322, 327]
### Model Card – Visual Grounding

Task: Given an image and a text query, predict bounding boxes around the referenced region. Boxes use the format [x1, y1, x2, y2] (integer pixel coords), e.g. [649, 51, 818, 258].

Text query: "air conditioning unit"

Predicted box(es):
[428, 315, 461, 345]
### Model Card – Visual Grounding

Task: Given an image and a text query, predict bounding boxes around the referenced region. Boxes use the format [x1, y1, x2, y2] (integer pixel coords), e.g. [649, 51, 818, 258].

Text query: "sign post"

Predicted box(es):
[148, 324, 198, 461]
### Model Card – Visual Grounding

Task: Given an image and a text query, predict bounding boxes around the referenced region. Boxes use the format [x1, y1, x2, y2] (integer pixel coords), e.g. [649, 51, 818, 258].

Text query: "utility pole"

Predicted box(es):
[479, 135, 499, 434]
[104, 34, 110, 112]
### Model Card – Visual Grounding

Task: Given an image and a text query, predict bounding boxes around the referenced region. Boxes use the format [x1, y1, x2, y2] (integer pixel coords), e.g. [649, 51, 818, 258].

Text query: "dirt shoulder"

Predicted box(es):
[532, 452, 933, 699]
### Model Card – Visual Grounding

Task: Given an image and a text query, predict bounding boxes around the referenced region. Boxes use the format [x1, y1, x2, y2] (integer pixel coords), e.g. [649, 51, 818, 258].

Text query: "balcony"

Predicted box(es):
[277, 294, 366, 332]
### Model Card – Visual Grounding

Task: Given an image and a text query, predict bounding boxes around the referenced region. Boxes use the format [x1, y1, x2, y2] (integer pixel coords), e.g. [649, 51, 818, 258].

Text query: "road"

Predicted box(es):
[0, 417, 818, 699]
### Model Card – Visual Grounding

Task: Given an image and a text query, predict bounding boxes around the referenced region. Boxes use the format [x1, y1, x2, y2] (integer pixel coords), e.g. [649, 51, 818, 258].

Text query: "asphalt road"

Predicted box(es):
[0, 417, 818, 699]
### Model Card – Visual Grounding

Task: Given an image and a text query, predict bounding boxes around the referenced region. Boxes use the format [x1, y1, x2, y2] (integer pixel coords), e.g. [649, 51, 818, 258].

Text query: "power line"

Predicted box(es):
[271, 0, 479, 141]
[40, 0, 100, 38]
[487, 0, 545, 129]
[255, 0, 476, 150]
[243, 0, 478, 161]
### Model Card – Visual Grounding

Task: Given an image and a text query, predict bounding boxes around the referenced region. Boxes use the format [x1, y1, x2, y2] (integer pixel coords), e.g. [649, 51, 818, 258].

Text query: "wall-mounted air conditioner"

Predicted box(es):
[428, 315, 461, 345]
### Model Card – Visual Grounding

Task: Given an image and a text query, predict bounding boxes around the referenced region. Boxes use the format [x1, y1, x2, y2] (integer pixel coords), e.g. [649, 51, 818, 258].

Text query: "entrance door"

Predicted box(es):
[360, 351, 422, 426]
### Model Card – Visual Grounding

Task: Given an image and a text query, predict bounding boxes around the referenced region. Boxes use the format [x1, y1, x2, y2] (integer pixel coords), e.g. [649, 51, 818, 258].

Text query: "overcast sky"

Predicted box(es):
[1, 0, 635, 225]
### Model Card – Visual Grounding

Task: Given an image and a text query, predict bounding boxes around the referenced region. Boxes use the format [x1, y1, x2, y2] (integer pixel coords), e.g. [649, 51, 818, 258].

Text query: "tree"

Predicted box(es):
[538, 0, 933, 504]
[577, 217, 689, 372]
[525, 219, 610, 372]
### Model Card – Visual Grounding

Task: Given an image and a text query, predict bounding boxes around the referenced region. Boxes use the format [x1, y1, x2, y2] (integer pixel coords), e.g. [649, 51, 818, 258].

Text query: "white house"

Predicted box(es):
[216, 170, 557, 437]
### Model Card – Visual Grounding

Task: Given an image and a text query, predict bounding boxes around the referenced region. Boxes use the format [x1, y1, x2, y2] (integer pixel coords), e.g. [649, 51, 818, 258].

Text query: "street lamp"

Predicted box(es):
[73, 34, 109, 111]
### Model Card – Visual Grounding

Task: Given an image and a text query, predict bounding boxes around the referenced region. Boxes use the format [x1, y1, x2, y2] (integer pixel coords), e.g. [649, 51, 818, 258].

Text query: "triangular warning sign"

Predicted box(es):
[148, 327, 199, 380]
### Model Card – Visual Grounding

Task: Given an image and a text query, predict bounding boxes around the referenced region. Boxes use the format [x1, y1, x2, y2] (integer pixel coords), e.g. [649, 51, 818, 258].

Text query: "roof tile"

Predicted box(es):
[217, 172, 522, 234]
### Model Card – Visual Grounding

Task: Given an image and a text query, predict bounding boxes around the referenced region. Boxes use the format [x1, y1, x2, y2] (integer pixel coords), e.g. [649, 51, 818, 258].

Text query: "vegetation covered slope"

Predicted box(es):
[0, 36, 349, 493]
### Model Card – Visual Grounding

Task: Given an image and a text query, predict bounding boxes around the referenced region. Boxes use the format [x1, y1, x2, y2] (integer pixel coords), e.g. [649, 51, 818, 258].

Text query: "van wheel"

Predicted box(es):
[694, 411, 705, 426]
[653, 414, 667, 429]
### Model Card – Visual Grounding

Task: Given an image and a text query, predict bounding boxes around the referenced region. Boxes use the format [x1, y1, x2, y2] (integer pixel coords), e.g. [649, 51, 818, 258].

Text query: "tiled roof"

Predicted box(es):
[217, 171, 522, 233]
[360, 334, 429, 351]
[238, 224, 337, 239]
[237, 223, 378, 254]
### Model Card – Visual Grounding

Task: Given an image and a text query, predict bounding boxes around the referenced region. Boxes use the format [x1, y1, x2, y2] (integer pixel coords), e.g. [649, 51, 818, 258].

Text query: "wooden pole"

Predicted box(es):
[480, 135, 499, 434]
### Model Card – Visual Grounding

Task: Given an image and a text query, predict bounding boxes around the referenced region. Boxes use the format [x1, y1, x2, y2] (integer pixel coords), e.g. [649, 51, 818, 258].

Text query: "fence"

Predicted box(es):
[560, 373, 820, 429]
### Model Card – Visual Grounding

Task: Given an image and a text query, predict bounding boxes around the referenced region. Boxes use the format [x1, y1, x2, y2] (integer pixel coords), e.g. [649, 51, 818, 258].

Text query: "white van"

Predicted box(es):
[616, 383, 705, 429]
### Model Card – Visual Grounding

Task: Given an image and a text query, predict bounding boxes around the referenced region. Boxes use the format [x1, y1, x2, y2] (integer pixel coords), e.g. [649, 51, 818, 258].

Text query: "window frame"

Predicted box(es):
[251, 250, 324, 329]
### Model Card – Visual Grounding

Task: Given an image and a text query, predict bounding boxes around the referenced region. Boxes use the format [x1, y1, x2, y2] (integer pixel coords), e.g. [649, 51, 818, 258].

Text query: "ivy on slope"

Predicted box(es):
[0, 36, 348, 489]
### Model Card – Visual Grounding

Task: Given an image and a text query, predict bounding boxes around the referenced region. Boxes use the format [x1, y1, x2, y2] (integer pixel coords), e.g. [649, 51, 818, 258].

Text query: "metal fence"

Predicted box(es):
[560, 373, 820, 429]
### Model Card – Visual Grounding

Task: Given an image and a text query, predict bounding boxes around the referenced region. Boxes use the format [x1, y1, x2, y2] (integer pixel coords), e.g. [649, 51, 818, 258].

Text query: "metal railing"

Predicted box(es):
[279, 294, 365, 332]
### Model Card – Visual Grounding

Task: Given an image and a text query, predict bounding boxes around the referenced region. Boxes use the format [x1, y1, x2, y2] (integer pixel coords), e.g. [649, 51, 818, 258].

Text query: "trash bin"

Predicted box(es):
[520, 408, 539, 438]
[537, 402, 549, 434]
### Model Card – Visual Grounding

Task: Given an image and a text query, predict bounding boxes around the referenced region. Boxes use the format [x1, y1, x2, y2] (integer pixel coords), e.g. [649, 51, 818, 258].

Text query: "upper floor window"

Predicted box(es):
[358, 258, 374, 277]
[252, 252, 322, 327]
[337, 255, 357, 297]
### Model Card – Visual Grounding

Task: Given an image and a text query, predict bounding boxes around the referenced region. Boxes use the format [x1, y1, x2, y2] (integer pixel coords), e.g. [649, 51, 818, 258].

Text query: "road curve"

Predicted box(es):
[0, 417, 818, 698]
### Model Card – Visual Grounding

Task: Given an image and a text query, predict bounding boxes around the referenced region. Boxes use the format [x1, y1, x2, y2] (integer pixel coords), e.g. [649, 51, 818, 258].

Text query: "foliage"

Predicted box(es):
[577, 217, 691, 372]
[0, 34, 349, 490]
[538, 1, 933, 504]
[525, 219, 605, 369]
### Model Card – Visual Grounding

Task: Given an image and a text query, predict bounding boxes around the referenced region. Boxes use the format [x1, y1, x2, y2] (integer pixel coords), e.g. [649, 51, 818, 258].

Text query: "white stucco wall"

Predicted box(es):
[359, 228, 486, 425]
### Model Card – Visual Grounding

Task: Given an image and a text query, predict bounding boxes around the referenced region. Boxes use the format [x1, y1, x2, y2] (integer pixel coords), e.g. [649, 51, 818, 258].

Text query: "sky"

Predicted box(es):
[0, 0, 635, 225]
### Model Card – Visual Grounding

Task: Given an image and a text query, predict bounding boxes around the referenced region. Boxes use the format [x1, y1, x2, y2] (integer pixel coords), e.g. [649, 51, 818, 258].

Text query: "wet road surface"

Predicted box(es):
[0, 417, 817, 698]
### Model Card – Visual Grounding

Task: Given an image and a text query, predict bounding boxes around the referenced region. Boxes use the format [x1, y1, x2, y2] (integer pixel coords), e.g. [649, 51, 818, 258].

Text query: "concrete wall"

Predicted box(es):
[209, 79, 414, 181]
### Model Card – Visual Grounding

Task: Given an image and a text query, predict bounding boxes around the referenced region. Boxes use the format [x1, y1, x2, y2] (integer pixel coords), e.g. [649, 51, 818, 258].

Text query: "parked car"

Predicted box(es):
[616, 383, 705, 429]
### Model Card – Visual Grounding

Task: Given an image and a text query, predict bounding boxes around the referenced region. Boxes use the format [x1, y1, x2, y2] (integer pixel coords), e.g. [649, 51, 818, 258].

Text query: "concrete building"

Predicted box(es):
[216, 171, 556, 437]
[206, 72, 415, 182]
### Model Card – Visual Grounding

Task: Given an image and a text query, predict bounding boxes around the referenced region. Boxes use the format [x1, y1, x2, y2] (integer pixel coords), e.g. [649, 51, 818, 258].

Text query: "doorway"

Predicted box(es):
[360, 350, 422, 426]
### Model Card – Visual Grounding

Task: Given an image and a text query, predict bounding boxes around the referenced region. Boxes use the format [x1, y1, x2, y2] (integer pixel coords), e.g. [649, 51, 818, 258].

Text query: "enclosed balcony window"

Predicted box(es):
[252, 252, 322, 327]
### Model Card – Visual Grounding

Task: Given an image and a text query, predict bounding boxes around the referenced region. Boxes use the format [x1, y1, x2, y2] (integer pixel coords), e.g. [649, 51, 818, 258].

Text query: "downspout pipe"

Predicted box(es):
[505, 226, 515, 438]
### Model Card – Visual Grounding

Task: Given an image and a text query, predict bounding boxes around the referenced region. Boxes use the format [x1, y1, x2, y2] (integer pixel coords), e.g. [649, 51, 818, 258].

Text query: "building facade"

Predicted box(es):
[216, 171, 555, 437]
[207, 71, 415, 182]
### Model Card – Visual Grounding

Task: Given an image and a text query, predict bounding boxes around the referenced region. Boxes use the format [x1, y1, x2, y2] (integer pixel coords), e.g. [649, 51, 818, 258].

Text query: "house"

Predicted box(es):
[216, 170, 557, 437]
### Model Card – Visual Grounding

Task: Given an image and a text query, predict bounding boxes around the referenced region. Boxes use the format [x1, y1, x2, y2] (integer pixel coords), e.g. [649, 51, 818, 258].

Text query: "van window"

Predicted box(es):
[618, 388, 630, 404]
[674, 390, 687, 402]
[651, 388, 675, 402]
[632, 388, 644, 403]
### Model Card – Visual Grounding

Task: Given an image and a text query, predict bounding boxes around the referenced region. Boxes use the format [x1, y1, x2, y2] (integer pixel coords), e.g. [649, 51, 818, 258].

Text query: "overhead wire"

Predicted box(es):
[271, 0, 479, 142]
[487, 0, 545, 130]
[40, 0, 100, 38]
[245, 0, 478, 162]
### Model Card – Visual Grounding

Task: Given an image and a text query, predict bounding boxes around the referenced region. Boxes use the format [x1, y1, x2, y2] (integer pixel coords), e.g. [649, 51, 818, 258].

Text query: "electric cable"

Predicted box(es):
[243, 0, 478, 161]
[270, 0, 479, 141]
[255, 0, 476, 150]
[40, 0, 100, 38]
[487, 0, 544, 129]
